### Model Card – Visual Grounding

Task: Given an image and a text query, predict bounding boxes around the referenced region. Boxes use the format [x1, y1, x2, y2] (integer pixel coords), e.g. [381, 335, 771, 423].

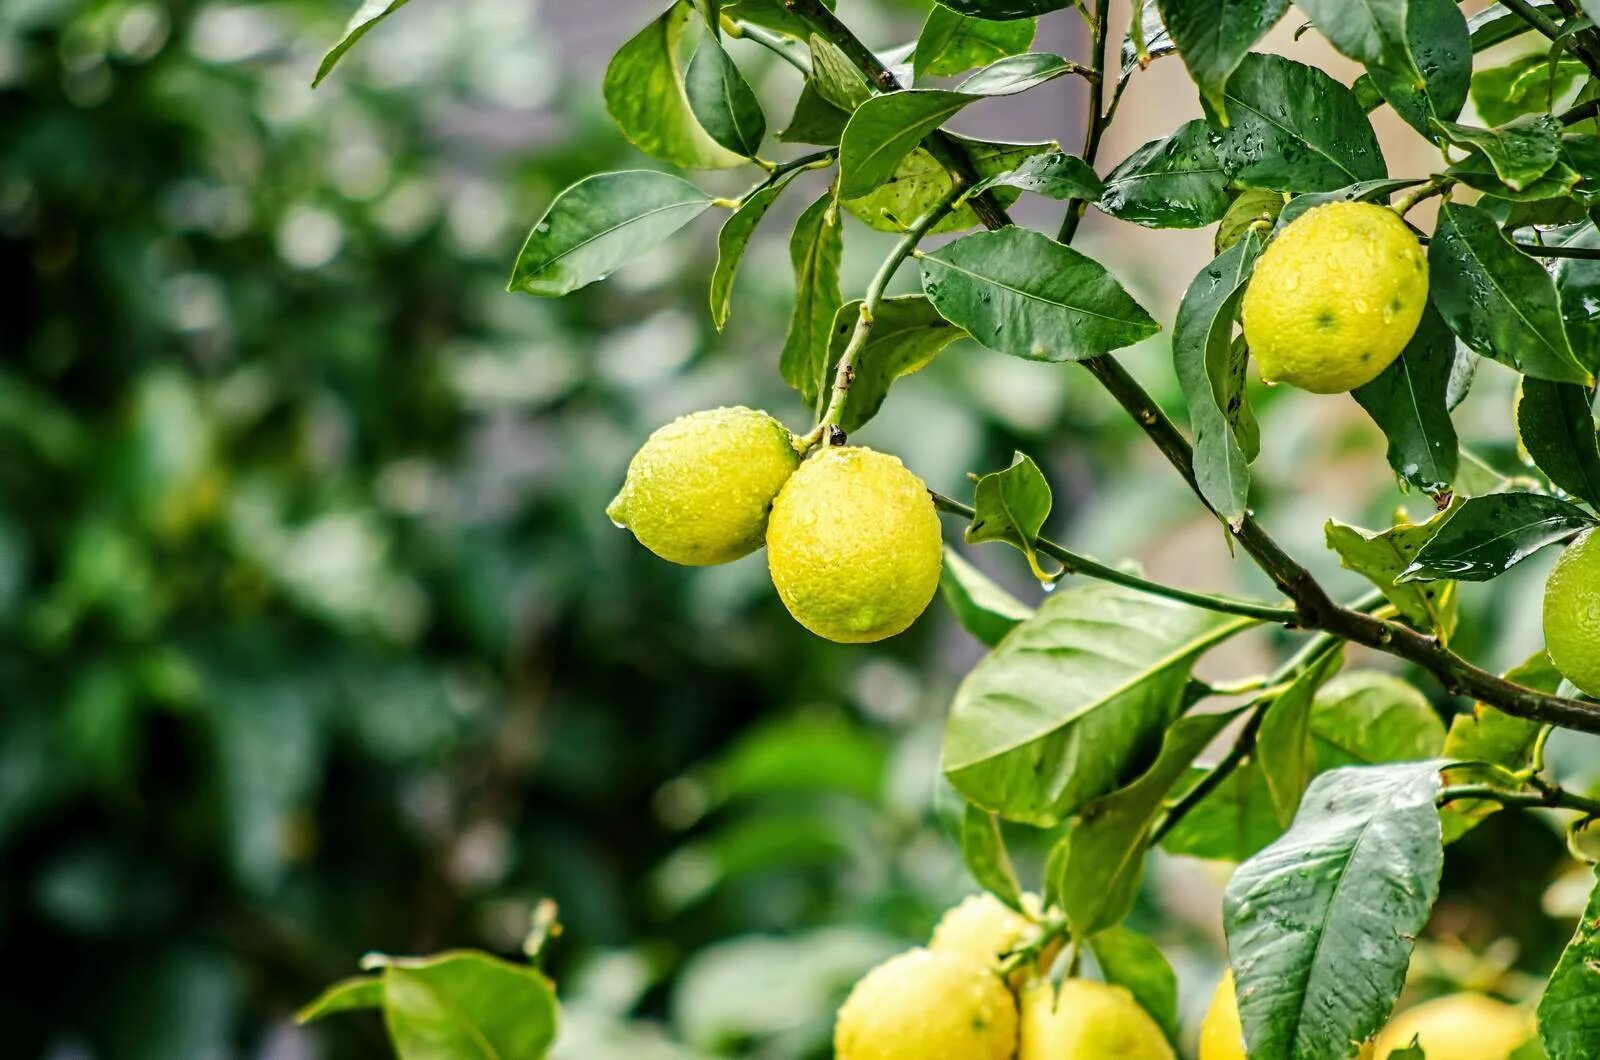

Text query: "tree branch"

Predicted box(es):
[1058, 0, 1111, 243]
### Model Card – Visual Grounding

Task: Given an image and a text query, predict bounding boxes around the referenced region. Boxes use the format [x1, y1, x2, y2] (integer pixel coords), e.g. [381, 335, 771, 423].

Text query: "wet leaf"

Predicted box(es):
[1441, 651, 1560, 841]
[1433, 115, 1561, 192]
[1538, 865, 1600, 1059]
[1399, 491, 1596, 582]
[1352, 301, 1461, 495]
[779, 192, 844, 408]
[914, 8, 1036, 79]
[1310, 672, 1447, 770]
[821, 295, 966, 432]
[1554, 223, 1600, 374]
[1518, 379, 1600, 509]
[1326, 506, 1461, 634]
[1121, 0, 1175, 76]
[1275, 178, 1426, 228]
[966, 151, 1104, 201]
[1098, 120, 1230, 229]
[941, 547, 1034, 647]
[709, 175, 800, 330]
[929, 0, 1076, 18]
[965, 451, 1053, 575]
[1155, 0, 1289, 120]
[842, 137, 1051, 234]
[686, 37, 767, 158]
[314, 0, 412, 87]
[605, 3, 745, 170]
[1366, 0, 1470, 138]
[1297, 0, 1421, 85]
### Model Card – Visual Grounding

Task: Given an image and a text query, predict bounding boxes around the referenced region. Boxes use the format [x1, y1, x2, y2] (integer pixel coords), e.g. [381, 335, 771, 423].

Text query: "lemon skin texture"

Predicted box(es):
[834, 948, 1018, 1060]
[929, 893, 1055, 986]
[1200, 972, 1373, 1060]
[765, 447, 942, 643]
[1545, 530, 1600, 696]
[1241, 201, 1428, 394]
[606, 406, 798, 566]
[1373, 993, 1534, 1059]
[1017, 979, 1174, 1060]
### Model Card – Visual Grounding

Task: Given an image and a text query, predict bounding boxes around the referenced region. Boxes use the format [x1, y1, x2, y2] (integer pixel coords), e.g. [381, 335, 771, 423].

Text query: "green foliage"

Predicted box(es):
[1538, 867, 1600, 1058]
[1401, 492, 1597, 582]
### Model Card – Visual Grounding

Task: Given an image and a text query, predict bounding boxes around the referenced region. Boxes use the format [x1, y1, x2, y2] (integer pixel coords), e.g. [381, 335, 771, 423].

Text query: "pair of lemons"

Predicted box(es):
[605, 407, 943, 643]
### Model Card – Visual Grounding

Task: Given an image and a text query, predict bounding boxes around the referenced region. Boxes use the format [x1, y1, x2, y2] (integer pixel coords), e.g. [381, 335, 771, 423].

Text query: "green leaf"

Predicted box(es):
[605, 3, 745, 170]
[1366, 0, 1470, 138]
[807, 34, 873, 112]
[1215, 188, 1285, 253]
[1440, 652, 1556, 839]
[1352, 301, 1461, 494]
[914, 8, 1037, 79]
[1519, 379, 1600, 509]
[314, 0, 411, 87]
[1538, 865, 1600, 1060]
[1226, 762, 1446, 1060]
[508, 171, 713, 298]
[966, 151, 1105, 201]
[1087, 927, 1181, 1046]
[1155, 0, 1290, 120]
[821, 295, 966, 432]
[960, 803, 1024, 910]
[1554, 224, 1600, 374]
[1174, 231, 1261, 527]
[1212, 54, 1388, 193]
[1053, 707, 1242, 935]
[965, 451, 1054, 577]
[779, 192, 844, 408]
[1433, 115, 1561, 192]
[710, 178, 792, 331]
[1429, 202, 1594, 386]
[1098, 120, 1231, 229]
[920, 227, 1159, 362]
[1447, 153, 1579, 203]
[373, 951, 559, 1060]
[930, 0, 1076, 19]
[941, 547, 1034, 647]
[1310, 671, 1447, 770]
[297, 975, 384, 1024]
[1399, 491, 1596, 582]
[1473, 53, 1588, 128]
[838, 53, 1080, 198]
[1122, 0, 1175, 76]
[1276, 178, 1426, 228]
[1297, 0, 1420, 85]
[943, 582, 1253, 826]
[686, 38, 767, 158]
[1325, 503, 1461, 636]
[1256, 649, 1347, 826]
[1160, 759, 1281, 862]
[842, 137, 1051, 234]
[722, 0, 830, 37]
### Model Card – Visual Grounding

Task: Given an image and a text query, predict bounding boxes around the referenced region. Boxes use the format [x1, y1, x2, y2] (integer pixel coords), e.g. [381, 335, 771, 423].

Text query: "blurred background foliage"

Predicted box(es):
[1, 0, 1596, 1057]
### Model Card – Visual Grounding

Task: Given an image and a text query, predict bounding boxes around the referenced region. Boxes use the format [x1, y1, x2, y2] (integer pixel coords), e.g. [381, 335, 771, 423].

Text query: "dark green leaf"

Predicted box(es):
[710, 179, 790, 331]
[914, 8, 1037, 78]
[297, 975, 384, 1023]
[1297, 0, 1420, 85]
[686, 38, 767, 158]
[1399, 491, 1596, 582]
[1098, 120, 1230, 228]
[1367, 0, 1470, 138]
[508, 171, 713, 298]
[821, 295, 966, 432]
[1155, 0, 1290, 120]
[722, 0, 831, 37]
[1538, 866, 1600, 1059]
[1434, 115, 1561, 192]
[920, 227, 1159, 362]
[373, 951, 559, 1060]
[1122, 0, 1175, 77]
[779, 192, 844, 408]
[960, 803, 1024, 910]
[930, 0, 1075, 19]
[941, 547, 1034, 647]
[1257, 649, 1346, 826]
[842, 137, 1050, 234]
[1226, 762, 1446, 1060]
[1519, 379, 1600, 508]
[778, 80, 850, 145]
[1310, 671, 1447, 770]
[1468, 3, 1557, 52]
[966, 151, 1105, 201]
[944, 584, 1252, 826]
[314, 0, 411, 87]
[1440, 652, 1556, 840]
[1554, 223, 1600, 374]
[605, 3, 745, 170]
[1325, 503, 1461, 635]
[1088, 927, 1181, 1045]
[1447, 152, 1580, 202]
[1352, 301, 1461, 494]
[1429, 201, 1593, 386]
[965, 451, 1053, 575]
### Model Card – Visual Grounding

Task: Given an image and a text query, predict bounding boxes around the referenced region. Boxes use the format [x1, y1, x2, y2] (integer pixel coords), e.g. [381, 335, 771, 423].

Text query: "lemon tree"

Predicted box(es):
[305, 0, 1600, 1057]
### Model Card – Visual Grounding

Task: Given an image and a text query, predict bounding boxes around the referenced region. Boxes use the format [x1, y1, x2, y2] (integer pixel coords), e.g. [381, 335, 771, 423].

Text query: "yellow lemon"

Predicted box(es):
[606, 406, 798, 566]
[929, 893, 1055, 985]
[1017, 979, 1174, 1060]
[834, 948, 1018, 1060]
[1241, 201, 1428, 394]
[1373, 993, 1534, 1059]
[1545, 529, 1600, 696]
[1199, 972, 1375, 1060]
[766, 446, 942, 643]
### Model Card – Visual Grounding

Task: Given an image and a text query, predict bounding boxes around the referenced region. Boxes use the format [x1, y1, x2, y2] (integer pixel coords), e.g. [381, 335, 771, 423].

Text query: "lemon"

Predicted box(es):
[1545, 529, 1600, 696]
[1017, 979, 1173, 1060]
[1241, 201, 1428, 394]
[834, 948, 1018, 1060]
[929, 893, 1056, 986]
[1373, 993, 1534, 1059]
[606, 406, 798, 566]
[765, 446, 942, 643]
[1199, 972, 1376, 1060]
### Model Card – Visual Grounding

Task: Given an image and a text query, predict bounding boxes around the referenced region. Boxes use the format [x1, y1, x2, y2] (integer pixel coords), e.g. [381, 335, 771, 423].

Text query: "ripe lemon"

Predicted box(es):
[1017, 979, 1174, 1060]
[1241, 201, 1428, 394]
[929, 893, 1056, 986]
[606, 406, 798, 566]
[834, 948, 1018, 1060]
[765, 446, 942, 643]
[1545, 529, 1600, 696]
[1373, 993, 1534, 1059]
[1200, 972, 1375, 1060]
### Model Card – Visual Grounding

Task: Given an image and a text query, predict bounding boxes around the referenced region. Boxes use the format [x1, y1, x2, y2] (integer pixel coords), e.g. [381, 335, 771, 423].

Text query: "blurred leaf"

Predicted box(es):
[1325, 502, 1461, 635]
[704, 714, 887, 805]
[940, 547, 1034, 647]
[1352, 301, 1461, 495]
[1122, 0, 1175, 75]
[1256, 648, 1346, 826]
[314, 0, 413, 87]
[371, 951, 559, 1060]
[1472, 53, 1588, 127]
[1098, 121, 1230, 229]
[686, 38, 767, 158]
[723, 0, 831, 37]
[1088, 927, 1180, 1045]
[298, 976, 384, 1024]
[914, 9, 1037, 79]
[961, 803, 1024, 910]
[1155, 0, 1289, 120]
[1442, 651, 1560, 840]
[605, 3, 745, 170]
[842, 136, 1050, 234]
[1160, 760, 1281, 862]
[780, 192, 844, 408]
[1538, 865, 1600, 1059]
[1518, 379, 1600, 509]
[1400, 492, 1595, 582]
[821, 295, 965, 433]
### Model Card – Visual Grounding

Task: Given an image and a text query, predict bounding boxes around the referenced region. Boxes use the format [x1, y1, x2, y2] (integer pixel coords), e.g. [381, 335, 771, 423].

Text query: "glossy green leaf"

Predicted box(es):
[1538, 865, 1600, 1059]
[605, 3, 745, 170]
[1429, 202, 1593, 386]
[1215, 188, 1285, 253]
[686, 38, 767, 158]
[920, 227, 1159, 362]
[842, 137, 1050, 234]
[1447, 153, 1579, 203]
[1257, 649, 1346, 826]
[1434, 115, 1561, 192]
[1276, 178, 1425, 228]
[779, 192, 844, 408]
[1174, 231, 1260, 527]
[508, 171, 713, 298]
[710, 179, 790, 331]
[941, 547, 1034, 647]
[1440, 652, 1556, 840]
[1325, 503, 1460, 636]
[960, 803, 1024, 910]
[314, 0, 411, 87]
[914, 8, 1036, 78]
[297, 975, 383, 1023]
[1122, 0, 1175, 76]
[1519, 380, 1600, 509]
[1098, 120, 1230, 229]
[930, 0, 1075, 19]
[722, 0, 831, 37]
[1366, 0, 1470, 138]
[1310, 671, 1447, 770]
[838, 54, 1079, 198]
[373, 951, 559, 1060]
[1160, 760, 1281, 862]
[1400, 491, 1596, 582]
[1297, 0, 1420, 84]
[1088, 928, 1181, 1046]
[966, 151, 1104, 201]
[1212, 54, 1388, 193]
[965, 451, 1053, 574]
[943, 583, 1253, 826]
[1226, 762, 1446, 1060]
[821, 295, 966, 432]
[1554, 224, 1600, 374]
[807, 34, 872, 112]
[1352, 301, 1461, 495]
[1155, 0, 1289, 120]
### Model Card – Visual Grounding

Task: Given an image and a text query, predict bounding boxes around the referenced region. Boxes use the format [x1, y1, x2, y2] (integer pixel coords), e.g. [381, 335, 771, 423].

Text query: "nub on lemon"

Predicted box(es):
[1241, 201, 1428, 394]
[1545, 529, 1600, 697]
